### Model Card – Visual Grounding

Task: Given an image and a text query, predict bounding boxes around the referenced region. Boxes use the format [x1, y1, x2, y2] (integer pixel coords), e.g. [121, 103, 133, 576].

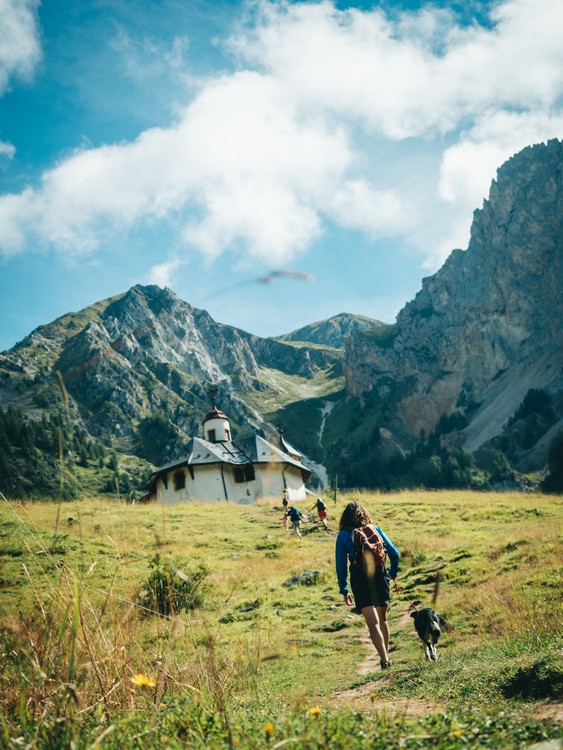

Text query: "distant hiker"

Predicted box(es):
[310, 496, 328, 529]
[282, 489, 289, 510]
[287, 506, 302, 539]
[282, 508, 290, 534]
[335, 502, 399, 670]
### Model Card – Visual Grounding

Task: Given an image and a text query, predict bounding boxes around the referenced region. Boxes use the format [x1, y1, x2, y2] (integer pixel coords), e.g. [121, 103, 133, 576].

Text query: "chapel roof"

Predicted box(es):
[202, 407, 229, 423]
[150, 434, 312, 482]
[279, 434, 303, 459]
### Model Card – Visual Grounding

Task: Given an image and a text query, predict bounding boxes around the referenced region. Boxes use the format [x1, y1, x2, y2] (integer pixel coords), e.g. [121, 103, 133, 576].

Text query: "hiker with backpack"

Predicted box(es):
[310, 496, 328, 529]
[287, 506, 303, 539]
[335, 501, 399, 670]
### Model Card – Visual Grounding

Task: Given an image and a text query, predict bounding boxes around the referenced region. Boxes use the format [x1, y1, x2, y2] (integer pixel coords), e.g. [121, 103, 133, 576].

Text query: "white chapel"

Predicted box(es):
[146, 402, 313, 504]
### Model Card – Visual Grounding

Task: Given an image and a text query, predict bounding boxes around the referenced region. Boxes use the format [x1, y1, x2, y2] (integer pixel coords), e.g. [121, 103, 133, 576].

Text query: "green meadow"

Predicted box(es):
[0, 490, 561, 748]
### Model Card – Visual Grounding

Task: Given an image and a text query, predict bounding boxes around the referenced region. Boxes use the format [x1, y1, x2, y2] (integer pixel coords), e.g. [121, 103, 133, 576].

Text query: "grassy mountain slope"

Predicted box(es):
[278, 312, 383, 348]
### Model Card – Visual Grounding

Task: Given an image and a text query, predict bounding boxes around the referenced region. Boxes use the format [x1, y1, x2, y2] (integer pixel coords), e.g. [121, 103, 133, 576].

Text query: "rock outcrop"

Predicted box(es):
[344, 139, 563, 464]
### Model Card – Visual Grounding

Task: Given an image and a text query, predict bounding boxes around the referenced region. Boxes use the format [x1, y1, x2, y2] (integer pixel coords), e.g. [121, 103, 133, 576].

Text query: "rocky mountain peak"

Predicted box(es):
[344, 139, 563, 464]
[0, 280, 342, 467]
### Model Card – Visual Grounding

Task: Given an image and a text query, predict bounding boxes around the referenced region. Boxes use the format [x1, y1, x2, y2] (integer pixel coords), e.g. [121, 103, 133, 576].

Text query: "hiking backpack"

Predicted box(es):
[353, 525, 387, 573]
[288, 507, 302, 523]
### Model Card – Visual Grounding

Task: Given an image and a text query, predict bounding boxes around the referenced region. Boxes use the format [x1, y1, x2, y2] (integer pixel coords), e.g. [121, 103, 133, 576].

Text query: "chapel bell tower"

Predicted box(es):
[203, 389, 231, 443]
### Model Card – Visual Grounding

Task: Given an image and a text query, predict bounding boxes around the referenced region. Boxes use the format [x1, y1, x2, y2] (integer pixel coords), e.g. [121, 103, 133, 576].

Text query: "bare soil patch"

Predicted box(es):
[330, 623, 443, 717]
[530, 702, 563, 724]
[329, 679, 440, 717]
[358, 630, 379, 676]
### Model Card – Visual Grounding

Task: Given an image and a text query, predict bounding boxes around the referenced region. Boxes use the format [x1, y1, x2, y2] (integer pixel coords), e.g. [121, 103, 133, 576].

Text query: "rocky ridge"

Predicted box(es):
[0, 285, 344, 468]
[344, 139, 563, 468]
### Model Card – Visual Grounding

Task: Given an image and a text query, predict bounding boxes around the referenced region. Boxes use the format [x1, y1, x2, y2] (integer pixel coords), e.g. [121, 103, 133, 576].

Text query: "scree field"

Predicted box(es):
[0, 490, 561, 749]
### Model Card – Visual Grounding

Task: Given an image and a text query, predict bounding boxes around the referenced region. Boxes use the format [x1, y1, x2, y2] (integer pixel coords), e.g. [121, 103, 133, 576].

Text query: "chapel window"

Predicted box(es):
[235, 464, 255, 483]
[174, 470, 186, 490]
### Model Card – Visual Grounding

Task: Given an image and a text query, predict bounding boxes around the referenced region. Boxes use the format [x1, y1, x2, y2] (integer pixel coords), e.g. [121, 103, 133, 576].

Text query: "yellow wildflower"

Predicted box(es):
[240, 698, 247, 705]
[308, 707, 321, 717]
[370, 692, 377, 702]
[452, 729, 463, 738]
[131, 673, 156, 688]
[264, 723, 275, 737]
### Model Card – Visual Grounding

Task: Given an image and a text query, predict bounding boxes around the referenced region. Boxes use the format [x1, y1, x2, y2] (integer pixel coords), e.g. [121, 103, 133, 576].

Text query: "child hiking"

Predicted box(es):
[281, 490, 290, 533]
[287, 506, 303, 539]
[310, 496, 328, 529]
[335, 502, 399, 669]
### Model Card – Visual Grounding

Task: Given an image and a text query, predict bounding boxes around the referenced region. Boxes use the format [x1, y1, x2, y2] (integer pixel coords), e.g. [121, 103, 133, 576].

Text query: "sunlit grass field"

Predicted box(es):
[0, 490, 561, 748]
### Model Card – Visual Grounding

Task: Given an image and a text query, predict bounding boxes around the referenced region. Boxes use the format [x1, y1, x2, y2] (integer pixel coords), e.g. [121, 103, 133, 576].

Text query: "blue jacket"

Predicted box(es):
[335, 526, 399, 596]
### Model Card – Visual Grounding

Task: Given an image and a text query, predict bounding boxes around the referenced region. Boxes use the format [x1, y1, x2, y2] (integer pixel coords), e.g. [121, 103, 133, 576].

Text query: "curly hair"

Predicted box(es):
[339, 502, 373, 531]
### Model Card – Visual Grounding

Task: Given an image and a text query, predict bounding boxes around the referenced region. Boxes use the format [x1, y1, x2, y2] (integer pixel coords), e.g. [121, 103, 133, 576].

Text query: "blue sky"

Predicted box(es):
[0, 0, 562, 352]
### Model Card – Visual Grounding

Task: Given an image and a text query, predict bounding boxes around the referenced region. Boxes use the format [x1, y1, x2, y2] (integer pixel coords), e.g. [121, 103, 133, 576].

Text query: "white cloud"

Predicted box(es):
[233, 0, 563, 138]
[0, 189, 41, 254]
[147, 257, 185, 287]
[111, 26, 191, 83]
[0, 140, 15, 158]
[0, 71, 352, 261]
[329, 180, 405, 236]
[0, 0, 562, 269]
[0, 0, 41, 94]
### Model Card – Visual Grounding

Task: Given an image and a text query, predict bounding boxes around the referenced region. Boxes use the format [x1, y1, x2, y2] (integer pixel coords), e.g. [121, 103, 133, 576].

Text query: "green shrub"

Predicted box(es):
[501, 657, 563, 700]
[137, 553, 208, 616]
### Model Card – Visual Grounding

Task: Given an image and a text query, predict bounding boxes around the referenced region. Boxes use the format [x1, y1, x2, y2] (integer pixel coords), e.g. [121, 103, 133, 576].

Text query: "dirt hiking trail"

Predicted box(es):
[328, 608, 562, 723]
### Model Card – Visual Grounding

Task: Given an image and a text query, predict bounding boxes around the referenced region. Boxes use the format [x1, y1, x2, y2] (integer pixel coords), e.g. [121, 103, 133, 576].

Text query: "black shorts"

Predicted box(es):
[350, 563, 390, 609]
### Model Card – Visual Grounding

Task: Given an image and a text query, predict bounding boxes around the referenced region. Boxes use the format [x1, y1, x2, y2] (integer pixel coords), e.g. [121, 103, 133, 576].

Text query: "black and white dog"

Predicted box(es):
[410, 608, 441, 661]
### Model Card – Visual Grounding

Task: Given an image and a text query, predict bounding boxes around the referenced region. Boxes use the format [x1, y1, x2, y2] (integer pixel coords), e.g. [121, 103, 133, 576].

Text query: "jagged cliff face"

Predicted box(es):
[53, 287, 262, 427]
[0, 285, 343, 465]
[344, 139, 563, 459]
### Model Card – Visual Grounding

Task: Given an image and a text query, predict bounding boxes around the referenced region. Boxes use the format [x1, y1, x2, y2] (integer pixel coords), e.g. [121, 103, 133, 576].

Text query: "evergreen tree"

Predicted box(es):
[120, 473, 132, 493]
[492, 451, 509, 474]
[0, 422, 12, 455]
[0, 446, 12, 483]
[541, 431, 563, 494]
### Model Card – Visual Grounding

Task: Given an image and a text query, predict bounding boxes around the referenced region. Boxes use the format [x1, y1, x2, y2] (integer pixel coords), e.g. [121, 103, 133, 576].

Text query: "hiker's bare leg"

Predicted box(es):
[376, 606, 390, 651]
[361, 606, 388, 663]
